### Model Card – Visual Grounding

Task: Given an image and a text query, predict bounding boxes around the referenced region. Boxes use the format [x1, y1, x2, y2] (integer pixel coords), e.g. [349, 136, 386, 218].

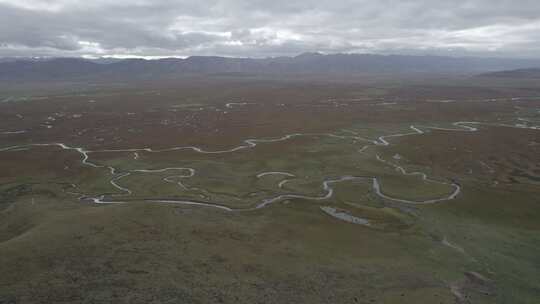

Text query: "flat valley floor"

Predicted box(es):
[1, 75, 539, 303]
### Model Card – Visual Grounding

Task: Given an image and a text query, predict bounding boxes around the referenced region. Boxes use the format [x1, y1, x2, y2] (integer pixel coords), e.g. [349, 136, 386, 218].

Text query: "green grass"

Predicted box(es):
[1, 95, 539, 302]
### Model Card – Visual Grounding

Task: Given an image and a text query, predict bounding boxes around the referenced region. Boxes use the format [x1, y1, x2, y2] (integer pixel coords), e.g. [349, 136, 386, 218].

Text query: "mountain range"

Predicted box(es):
[478, 68, 540, 79]
[1, 53, 540, 81]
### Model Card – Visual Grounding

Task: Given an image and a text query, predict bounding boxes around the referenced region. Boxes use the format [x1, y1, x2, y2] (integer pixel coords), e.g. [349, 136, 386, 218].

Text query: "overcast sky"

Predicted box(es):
[1, 0, 540, 58]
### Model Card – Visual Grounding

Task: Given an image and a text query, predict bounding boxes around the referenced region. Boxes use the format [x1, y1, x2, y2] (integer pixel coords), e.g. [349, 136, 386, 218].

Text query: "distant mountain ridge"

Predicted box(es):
[478, 68, 540, 78]
[2, 53, 540, 81]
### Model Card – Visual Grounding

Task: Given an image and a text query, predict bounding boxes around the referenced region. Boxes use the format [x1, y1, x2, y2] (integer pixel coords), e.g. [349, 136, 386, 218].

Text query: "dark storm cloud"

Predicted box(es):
[1, 0, 540, 58]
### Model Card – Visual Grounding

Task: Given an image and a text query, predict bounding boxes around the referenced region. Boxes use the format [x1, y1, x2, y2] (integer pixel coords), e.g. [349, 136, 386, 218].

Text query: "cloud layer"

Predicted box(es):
[1, 0, 540, 58]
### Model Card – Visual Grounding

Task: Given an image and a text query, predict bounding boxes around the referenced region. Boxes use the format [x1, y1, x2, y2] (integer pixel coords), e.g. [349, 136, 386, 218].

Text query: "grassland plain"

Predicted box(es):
[1, 78, 539, 303]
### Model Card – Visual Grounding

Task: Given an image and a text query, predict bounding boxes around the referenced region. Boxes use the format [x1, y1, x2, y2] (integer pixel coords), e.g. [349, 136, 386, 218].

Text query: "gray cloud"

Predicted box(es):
[1, 0, 539, 58]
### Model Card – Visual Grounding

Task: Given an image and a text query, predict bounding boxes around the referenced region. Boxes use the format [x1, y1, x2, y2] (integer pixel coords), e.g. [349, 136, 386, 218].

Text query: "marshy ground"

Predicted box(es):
[1, 76, 539, 303]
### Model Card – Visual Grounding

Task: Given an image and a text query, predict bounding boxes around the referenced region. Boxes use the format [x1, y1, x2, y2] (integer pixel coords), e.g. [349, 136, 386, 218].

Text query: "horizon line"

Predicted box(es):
[2, 52, 540, 62]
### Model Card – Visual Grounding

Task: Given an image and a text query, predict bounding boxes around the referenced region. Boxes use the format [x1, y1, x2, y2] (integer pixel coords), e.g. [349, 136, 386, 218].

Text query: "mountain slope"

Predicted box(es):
[478, 68, 540, 78]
